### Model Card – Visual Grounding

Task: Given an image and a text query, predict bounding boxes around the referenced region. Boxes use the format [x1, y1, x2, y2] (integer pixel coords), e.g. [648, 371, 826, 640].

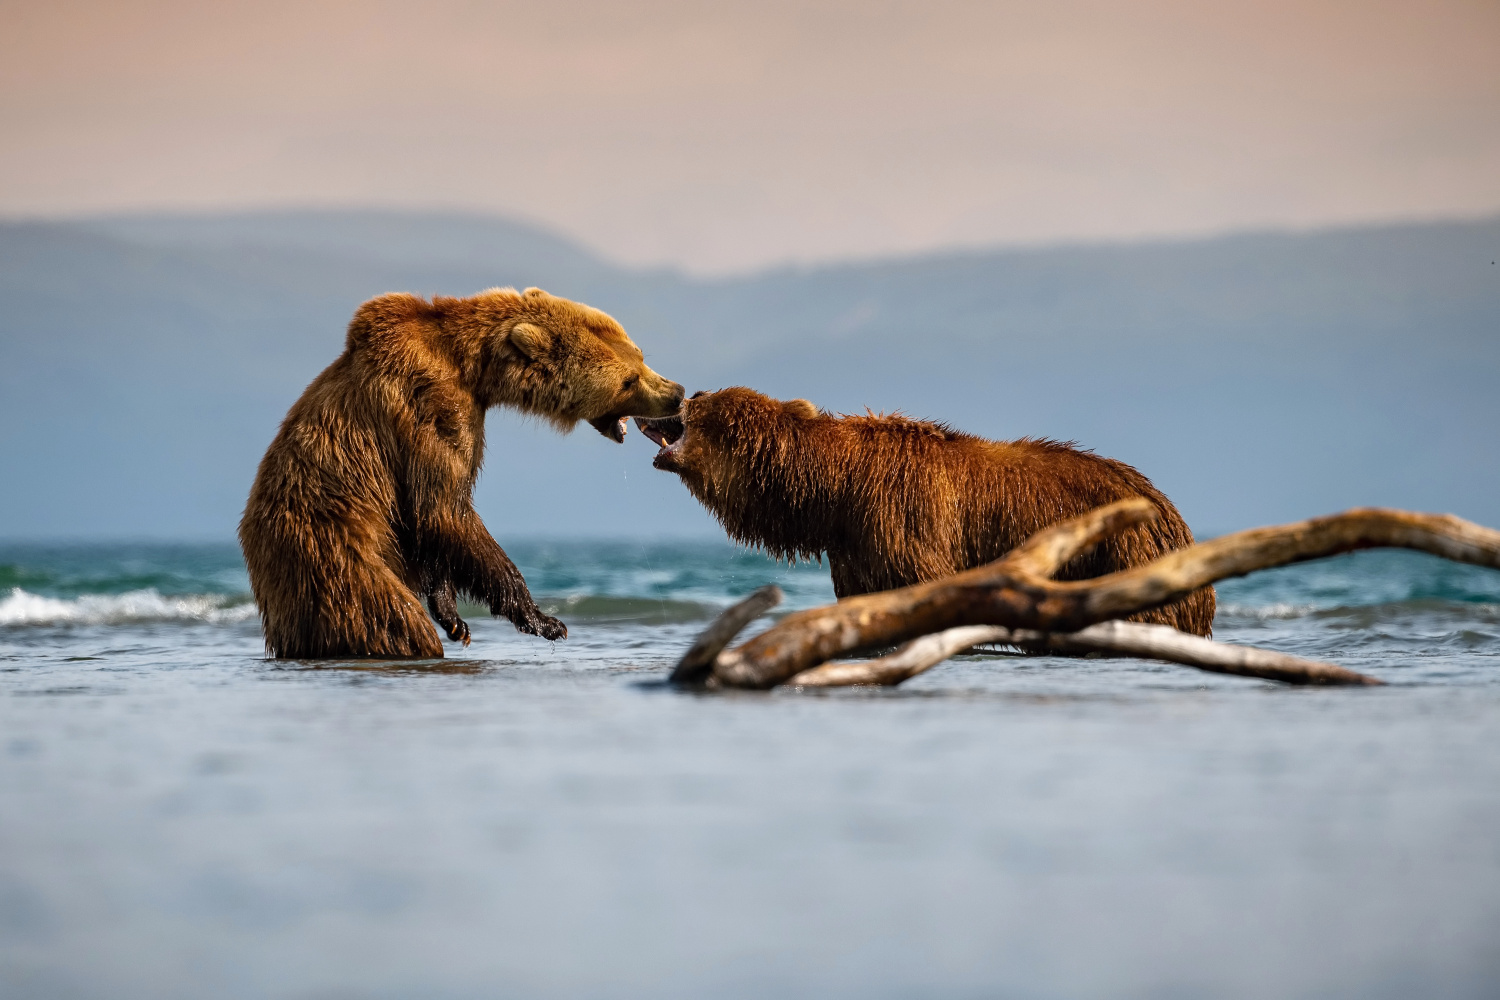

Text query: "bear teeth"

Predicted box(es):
[634, 415, 683, 452]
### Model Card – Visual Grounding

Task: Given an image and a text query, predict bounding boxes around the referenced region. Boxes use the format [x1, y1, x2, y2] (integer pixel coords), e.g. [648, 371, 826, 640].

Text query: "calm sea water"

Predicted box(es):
[2, 539, 1499, 1000]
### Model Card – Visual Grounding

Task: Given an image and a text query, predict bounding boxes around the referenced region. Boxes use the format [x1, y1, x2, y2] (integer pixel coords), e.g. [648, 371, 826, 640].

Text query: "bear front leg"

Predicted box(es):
[425, 576, 471, 646]
[488, 565, 567, 642]
[420, 511, 567, 641]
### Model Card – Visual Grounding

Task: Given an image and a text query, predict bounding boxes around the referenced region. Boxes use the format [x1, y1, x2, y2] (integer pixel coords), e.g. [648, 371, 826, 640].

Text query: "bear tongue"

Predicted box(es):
[634, 415, 683, 452]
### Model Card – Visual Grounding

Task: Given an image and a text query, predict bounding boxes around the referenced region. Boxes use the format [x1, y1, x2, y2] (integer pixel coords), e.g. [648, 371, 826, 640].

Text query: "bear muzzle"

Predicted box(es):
[635, 414, 686, 471]
[588, 379, 685, 444]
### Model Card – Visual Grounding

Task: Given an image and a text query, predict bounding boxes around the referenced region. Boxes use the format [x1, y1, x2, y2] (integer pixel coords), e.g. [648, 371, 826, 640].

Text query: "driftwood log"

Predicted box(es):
[670, 584, 783, 685]
[787, 621, 1376, 687]
[673, 500, 1500, 690]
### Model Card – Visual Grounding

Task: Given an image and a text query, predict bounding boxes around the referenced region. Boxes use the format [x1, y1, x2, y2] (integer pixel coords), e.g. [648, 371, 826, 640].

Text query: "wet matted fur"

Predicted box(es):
[240, 287, 683, 659]
[640, 387, 1214, 636]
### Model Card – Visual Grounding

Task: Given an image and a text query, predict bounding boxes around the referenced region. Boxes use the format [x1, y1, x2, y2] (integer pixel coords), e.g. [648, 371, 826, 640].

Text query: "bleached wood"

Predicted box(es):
[1016, 620, 1380, 685]
[670, 584, 782, 685]
[787, 621, 1380, 687]
[787, 626, 1014, 687]
[706, 503, 1499, 690]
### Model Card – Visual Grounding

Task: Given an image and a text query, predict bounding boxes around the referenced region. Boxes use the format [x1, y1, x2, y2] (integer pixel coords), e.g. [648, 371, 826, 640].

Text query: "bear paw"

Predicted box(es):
[443, 616, 471, 646]
[511, 608, 568, 641]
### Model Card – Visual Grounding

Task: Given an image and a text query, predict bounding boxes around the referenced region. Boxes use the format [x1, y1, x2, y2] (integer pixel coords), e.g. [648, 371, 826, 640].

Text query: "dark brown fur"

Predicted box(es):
[643, 388, 1215, 636]
[240, 287, 683, 659]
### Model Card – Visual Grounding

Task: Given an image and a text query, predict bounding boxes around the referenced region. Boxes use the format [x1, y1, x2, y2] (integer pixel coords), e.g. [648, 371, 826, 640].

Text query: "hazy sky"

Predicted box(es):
[4, 0, 1498, 272]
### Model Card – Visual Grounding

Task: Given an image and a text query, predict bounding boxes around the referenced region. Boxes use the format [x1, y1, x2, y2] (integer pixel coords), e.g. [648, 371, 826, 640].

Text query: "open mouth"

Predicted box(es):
[588, 414, 631, 444]
[635, 414, 685, 469]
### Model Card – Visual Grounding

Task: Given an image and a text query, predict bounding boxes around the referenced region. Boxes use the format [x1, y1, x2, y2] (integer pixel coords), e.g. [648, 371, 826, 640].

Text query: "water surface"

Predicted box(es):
[2, 541, 1498, 999]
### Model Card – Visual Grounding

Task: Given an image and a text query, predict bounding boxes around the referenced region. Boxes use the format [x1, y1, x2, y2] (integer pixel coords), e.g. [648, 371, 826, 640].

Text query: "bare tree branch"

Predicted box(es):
[1055, 507, 1500, 627]
[707, 503, 1499, 690]
[671, 585, 782, 685]
[1001, 497, 1158, 578]
[1013, 620, 1381, 685]
[786, 626, 1013, 687]
[786, 621, 1380, 687]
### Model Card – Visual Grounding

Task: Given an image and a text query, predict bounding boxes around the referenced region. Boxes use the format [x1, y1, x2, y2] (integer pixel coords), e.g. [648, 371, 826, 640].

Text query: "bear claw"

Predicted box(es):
[510, 609, 568, 641]
[444, 618, 471, 645]
[534, 615, 568, 641]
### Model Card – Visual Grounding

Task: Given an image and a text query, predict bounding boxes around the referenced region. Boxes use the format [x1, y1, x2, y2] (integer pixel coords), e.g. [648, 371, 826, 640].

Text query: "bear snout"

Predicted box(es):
[640, 377, 685, 416]
[586, 378, 686, 443]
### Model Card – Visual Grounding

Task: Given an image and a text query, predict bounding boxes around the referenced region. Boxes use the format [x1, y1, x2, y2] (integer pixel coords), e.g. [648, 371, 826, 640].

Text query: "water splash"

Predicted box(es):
[0, 587, 257, 626]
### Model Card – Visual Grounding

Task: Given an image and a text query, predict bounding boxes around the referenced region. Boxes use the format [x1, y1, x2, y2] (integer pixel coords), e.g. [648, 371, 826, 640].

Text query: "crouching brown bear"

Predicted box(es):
[240, 287, 684, 659]
[638, 387, 1214, 636]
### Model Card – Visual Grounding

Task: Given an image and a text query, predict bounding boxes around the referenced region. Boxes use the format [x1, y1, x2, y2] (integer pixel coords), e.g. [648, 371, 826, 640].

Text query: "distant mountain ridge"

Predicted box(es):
[75, 209, 615, 279]
[2, 210, 1496, 538]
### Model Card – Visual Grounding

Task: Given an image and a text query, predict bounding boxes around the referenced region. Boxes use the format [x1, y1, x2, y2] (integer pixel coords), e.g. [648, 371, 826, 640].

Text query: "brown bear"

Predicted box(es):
[240, 287, 684, 659]
[638, 387, 1215, 636]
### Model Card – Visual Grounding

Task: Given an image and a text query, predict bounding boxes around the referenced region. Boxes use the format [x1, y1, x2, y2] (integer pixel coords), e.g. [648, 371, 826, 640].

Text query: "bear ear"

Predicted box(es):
[509, 322, 551, 361]
[522, 287, 549, 298]
[784, 398, 819, 420]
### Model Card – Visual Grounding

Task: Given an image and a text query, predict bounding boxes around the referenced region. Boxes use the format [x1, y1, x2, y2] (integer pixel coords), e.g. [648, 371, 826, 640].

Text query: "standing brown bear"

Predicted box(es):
[240, 287, 684, 659]
[638, 387, 1215, 635]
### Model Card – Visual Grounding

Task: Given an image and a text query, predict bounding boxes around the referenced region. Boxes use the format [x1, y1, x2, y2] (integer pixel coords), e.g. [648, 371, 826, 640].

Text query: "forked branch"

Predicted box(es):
[786, 626, 1014, 687]
[786, 621, 1380, 688]
[698, 502, 1500, 690]
[670, 584, 782, 685]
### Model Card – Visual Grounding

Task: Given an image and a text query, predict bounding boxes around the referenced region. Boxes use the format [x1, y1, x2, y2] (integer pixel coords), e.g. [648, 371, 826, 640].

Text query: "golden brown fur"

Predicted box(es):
[240, 287, 684, 659]
[642, 388, 1215, 635]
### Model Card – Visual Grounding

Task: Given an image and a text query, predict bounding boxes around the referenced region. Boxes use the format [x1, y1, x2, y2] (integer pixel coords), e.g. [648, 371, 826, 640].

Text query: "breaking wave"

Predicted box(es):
[1217, 602, 1321, 620]
[0, 587, 258, 627]
[0, 588, 723, 630]
[1216, 598, 1500, 630]
[534, 594, 723, 625]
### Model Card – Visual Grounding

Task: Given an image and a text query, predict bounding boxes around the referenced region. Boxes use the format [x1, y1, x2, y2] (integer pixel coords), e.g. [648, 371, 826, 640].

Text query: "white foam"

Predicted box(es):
[0, 587, 258, 626]
[1218, 602, 1319, 620]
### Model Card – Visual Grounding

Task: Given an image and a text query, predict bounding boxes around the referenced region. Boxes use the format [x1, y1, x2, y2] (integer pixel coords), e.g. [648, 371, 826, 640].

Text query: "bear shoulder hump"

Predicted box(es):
[346, 293, 437, 349]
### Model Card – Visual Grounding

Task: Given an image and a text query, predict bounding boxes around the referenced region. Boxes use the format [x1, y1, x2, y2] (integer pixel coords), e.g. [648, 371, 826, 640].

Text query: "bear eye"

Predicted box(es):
[622, 374, 639, 392]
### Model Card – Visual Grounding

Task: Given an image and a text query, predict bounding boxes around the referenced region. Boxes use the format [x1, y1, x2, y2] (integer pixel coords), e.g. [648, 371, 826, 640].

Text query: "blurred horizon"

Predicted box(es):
[3, 0, 1498, 544]
[3, 206, 1497, 543]
[10, 201, 1500, 282]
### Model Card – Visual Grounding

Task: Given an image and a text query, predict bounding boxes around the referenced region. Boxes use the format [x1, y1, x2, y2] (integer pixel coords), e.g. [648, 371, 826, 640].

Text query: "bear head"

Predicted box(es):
[635, 386, 821, 511]
[479, 287, 684, 442]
